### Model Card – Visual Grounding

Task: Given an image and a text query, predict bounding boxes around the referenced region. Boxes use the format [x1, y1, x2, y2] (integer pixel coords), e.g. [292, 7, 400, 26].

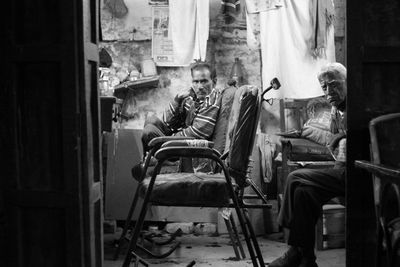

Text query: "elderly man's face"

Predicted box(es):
[192, 68, 213, 101]
[319, 73, 347, 107]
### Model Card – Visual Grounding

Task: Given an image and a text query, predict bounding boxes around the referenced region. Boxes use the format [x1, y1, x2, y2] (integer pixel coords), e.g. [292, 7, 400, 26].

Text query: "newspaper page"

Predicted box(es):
[152, 6, 181, 66]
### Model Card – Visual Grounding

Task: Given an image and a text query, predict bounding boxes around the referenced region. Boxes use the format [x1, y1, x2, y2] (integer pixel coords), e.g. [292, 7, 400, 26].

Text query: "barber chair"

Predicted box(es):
[355, 113, 400, 267]
[112, 84, 238, 261]
[114, 82, 280, 267]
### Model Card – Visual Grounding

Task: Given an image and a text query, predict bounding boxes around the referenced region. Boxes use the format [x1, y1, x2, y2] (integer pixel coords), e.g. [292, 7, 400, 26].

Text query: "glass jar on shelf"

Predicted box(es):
[99, 76, 109, 96]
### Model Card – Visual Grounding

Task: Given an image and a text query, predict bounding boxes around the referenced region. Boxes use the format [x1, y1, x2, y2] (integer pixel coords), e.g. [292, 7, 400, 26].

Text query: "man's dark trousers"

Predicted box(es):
[278, 167, 345, 248]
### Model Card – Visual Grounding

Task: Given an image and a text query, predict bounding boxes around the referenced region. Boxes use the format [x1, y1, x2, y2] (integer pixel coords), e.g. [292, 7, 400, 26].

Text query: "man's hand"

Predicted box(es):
[175, 88, 196, 103]
[327, 132, 346, 152]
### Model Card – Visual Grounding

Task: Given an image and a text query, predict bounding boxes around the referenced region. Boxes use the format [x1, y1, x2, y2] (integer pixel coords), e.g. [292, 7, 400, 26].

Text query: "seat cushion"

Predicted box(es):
[283, 137, 334, 161]
[211, 86, 236, 154]
[139, 172, 235, 206]
[301, 110, 333, 146]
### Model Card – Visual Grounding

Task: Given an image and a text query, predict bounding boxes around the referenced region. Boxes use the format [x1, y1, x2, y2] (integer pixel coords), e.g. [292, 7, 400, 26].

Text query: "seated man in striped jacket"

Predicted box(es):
[132, 61, 222, 180]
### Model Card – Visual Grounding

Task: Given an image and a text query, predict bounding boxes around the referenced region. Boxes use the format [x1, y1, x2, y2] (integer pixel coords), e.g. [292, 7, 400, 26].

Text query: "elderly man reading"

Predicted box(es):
[132, 61, 222, 180]
[269, 62, 347, 267]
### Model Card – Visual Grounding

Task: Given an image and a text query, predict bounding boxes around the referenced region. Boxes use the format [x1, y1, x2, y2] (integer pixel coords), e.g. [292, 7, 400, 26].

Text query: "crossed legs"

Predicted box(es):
[270, 167, 345, 267]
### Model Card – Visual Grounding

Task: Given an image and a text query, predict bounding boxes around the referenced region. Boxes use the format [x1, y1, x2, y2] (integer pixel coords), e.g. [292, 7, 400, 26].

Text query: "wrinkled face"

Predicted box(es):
[191, 68, 213, 101]
[319, 72, 347, 107]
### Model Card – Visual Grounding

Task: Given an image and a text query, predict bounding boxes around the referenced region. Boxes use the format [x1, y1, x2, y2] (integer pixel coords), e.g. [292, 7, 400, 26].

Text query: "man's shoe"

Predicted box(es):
[298, 257, 318, 267]
[268, 246, 302, 267]
[298, 248, 318, 267]
[131, 163, 145, 181]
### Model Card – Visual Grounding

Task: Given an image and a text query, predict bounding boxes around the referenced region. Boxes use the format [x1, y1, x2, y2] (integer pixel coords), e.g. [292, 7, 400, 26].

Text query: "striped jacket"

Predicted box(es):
[163, 89, 222, 140]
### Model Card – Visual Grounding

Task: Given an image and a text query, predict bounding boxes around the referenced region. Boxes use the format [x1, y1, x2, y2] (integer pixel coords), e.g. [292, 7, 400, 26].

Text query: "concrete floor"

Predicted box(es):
[105, 232, 345, 267]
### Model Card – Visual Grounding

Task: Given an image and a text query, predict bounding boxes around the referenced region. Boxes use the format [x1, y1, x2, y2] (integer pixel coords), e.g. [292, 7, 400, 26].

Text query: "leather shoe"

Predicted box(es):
[298, 248, 317, 267]
[299, 257, 318, 267]
[131, 163, 145, 182]
[268, 246, 302, 267]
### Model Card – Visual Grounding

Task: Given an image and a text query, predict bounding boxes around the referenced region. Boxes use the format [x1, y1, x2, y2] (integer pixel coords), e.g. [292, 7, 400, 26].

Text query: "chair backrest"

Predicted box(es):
[279, 96, 330, 132]
[369, 113, 400, 168]
[185, 86, 237, 173]
[368, 115, 400, 267]
[211, 86, 237, 154]
[226, 85, 261, 188]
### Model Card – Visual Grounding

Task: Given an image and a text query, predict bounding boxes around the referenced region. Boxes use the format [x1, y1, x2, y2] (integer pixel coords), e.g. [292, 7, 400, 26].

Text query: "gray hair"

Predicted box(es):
[317, 62, 347, 81]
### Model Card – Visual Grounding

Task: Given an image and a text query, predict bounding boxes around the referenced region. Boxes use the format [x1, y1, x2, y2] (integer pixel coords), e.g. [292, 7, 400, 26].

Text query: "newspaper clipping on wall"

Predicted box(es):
[152, 6, 181, 66]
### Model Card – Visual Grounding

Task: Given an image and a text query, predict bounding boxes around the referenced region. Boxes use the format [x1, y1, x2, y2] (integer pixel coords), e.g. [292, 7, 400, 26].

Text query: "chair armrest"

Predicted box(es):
[148, 136, 195, 149]
[141, 137, 196, 176]
[355, 160, 400, 183]
[161, 139, 214, 149]
[220, 150, 229, 160]
[154, 146, 221, 162]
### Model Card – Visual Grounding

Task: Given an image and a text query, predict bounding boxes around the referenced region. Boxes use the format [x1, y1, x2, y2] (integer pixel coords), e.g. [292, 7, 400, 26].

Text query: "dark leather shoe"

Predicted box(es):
[298, 257, 318, 267]
[131, 163, 145, 182]
[268, 246, 302, 267]
[298, 248, 317, 267]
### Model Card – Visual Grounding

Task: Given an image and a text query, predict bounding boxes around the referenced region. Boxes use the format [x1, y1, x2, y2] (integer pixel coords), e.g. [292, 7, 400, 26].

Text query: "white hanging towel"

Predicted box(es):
[259, 0, 335, 99]
[245, 0, 283, 50]
[169, 0, 209, 66]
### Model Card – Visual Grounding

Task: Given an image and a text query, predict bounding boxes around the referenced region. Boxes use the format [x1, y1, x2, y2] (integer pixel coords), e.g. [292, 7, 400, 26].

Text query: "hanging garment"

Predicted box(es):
[309, 0, 335, 57]
[169, 0, 209, 66]
[259, 0, 335, 99]
[257, 132, 276, 183]
[246, 0, 283, 13]
[245, 5, 261, 50]
[245, 0, 283, 50]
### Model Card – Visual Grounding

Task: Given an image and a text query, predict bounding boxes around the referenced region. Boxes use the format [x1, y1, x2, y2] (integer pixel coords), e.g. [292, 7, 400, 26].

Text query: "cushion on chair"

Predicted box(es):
[194, 86, 237, 173]
[145, 163, 180, 177]
[224, 86, 246, 154]
[283, 137, 334, 161]
[211, 86, 237, 154]
[139, 172, 236, 206]
[227, 86, 259, 187]
[301, 110, 333, 146]
[301, 97, 333, 146]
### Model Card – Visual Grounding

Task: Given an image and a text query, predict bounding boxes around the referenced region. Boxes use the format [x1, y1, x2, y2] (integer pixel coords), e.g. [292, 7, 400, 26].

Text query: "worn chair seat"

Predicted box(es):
[140, 172, 237, 206]
[282, 137, 333, 161]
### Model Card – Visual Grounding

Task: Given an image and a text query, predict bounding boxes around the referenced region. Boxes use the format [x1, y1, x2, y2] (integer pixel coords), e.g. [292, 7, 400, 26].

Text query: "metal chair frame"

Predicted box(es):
[355, 113, 400, 267]
[115, 87, 275, 267]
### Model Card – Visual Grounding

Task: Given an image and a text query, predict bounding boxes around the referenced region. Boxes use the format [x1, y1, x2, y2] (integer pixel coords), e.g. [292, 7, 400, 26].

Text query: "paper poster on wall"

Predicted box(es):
[152, 6, 181, 66]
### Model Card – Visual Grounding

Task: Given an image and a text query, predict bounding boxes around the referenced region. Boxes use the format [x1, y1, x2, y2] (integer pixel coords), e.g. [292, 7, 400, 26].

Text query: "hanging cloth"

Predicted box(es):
[257, 133, 277, 183]
[245, 0, 283, 50]
[259, 0, 336, 99]
[169, 0, 209, 66]
[309, 0, 335, 58]
[246, 0, 283, 13]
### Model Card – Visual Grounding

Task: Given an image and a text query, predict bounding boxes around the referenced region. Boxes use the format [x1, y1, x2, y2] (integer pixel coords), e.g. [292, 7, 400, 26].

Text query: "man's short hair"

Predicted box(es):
[317, 62, 347, 81]
[190, 61, 217, 83]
